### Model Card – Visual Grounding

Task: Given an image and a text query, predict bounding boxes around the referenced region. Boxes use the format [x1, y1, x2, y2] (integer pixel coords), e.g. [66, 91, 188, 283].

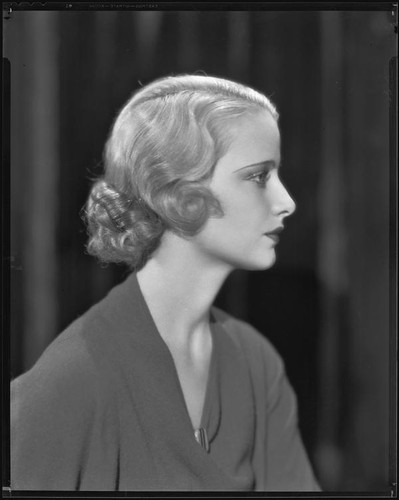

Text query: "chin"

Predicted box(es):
[238, 251, 277, 271]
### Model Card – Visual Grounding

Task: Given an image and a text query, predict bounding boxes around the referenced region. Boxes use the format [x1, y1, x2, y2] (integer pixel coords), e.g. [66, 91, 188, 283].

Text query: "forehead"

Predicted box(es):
[217, 111, 281, 171]
[229, 110, 279, 146]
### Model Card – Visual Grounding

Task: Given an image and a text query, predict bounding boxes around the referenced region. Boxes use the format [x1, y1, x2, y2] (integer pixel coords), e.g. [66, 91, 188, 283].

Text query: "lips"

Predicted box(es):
[264, 226, 284, 243]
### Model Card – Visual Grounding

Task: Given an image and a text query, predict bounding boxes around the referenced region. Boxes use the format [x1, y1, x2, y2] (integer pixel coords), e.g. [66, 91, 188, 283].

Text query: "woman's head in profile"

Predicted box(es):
[85, 74, 296, 272]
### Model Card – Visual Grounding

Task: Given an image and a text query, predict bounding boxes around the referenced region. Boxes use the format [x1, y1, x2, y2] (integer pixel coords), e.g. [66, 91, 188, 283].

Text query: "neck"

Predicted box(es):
[136, 231, 232, 349]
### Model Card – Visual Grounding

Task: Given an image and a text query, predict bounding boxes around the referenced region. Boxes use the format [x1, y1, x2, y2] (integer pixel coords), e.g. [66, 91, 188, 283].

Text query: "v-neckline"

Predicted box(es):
[198, 320, 217, 430]
[170, 323, 216, 432]
[133, 273, 218, 435]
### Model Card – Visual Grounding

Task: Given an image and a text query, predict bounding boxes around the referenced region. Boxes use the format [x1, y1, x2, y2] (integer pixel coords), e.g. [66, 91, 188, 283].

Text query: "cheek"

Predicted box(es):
[216, 201, 252, 236]
[219, 190, 269, 229]
[204, 200, 263, 245]
[195, 208, 250, 253]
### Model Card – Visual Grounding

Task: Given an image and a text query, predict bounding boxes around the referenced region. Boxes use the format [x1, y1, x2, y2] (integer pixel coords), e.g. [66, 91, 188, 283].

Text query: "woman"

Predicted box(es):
[11, 74, 320, 492]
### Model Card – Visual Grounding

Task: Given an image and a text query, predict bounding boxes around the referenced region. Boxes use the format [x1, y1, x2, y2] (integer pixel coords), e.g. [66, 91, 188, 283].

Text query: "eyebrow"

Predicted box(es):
[233, 160, 280, 173]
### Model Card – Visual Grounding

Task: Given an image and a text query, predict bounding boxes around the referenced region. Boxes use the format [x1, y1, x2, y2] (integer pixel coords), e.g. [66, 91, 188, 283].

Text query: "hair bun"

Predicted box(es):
[90, 180, 135, 233]
[85, 178, 164, 270]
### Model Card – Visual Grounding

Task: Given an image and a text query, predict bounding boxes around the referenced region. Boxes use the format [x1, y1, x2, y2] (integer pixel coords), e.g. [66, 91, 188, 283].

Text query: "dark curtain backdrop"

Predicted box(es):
[5, 7, 395, 492]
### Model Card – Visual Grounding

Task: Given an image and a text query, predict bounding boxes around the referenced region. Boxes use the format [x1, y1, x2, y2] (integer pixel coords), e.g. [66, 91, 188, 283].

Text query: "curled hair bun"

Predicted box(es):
[91, 180, 135, 232]
[85, 179, 164, 270]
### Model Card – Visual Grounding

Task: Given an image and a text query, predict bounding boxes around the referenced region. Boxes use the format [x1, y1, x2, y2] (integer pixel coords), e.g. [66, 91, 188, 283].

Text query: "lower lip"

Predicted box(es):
[265, 233, 279, 243]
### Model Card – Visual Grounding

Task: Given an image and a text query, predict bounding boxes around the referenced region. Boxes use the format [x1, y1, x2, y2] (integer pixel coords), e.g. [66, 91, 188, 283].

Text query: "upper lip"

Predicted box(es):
[265, 226, 284, 235]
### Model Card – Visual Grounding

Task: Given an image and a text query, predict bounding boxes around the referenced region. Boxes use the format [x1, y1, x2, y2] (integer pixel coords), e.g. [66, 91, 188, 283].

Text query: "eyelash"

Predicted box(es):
[247, 170, 271, 187]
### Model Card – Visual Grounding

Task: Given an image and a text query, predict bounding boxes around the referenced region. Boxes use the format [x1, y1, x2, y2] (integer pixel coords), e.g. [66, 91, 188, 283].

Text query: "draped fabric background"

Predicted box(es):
[5, 7, 396, 492]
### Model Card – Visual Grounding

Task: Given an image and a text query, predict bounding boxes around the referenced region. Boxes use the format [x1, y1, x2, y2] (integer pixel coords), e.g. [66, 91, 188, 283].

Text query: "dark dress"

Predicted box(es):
[10, 272, 320, 491]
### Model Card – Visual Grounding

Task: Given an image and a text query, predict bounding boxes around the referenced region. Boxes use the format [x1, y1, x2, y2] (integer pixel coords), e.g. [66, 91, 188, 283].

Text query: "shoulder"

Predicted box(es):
[11, 303, 115, 421]
[11, 272, 146, 411]
[211, 306, 285, 385]
[12, 336, 93, 423]
[10, 308, 119, 490]
[11, 273, 129, 389]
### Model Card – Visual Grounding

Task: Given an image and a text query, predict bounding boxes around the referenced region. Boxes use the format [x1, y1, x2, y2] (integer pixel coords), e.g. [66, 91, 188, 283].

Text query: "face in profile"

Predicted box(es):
[192, 110, 296, 271]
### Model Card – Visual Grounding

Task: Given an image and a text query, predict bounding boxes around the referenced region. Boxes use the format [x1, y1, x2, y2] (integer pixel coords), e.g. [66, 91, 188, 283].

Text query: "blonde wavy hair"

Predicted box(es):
[85, 74, 278, 270]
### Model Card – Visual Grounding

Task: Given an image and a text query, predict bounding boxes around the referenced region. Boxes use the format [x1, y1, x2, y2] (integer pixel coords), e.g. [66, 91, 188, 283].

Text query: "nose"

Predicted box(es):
[270, 176, 296, 218]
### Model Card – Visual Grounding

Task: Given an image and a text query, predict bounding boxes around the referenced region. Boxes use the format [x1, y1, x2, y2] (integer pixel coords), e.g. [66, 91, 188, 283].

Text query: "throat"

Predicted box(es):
[167, 333, 213, 431]
[175, 356, 211, 430]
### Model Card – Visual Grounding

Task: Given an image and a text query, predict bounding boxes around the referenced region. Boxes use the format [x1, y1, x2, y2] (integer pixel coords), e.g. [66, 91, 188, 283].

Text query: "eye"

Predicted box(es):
[247, 170, 271, 187]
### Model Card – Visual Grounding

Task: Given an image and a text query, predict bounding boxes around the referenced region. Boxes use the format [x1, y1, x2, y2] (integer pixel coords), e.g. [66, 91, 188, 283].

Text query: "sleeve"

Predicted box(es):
[264, 352, 321, 491]
[10, 342, 97, 491]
